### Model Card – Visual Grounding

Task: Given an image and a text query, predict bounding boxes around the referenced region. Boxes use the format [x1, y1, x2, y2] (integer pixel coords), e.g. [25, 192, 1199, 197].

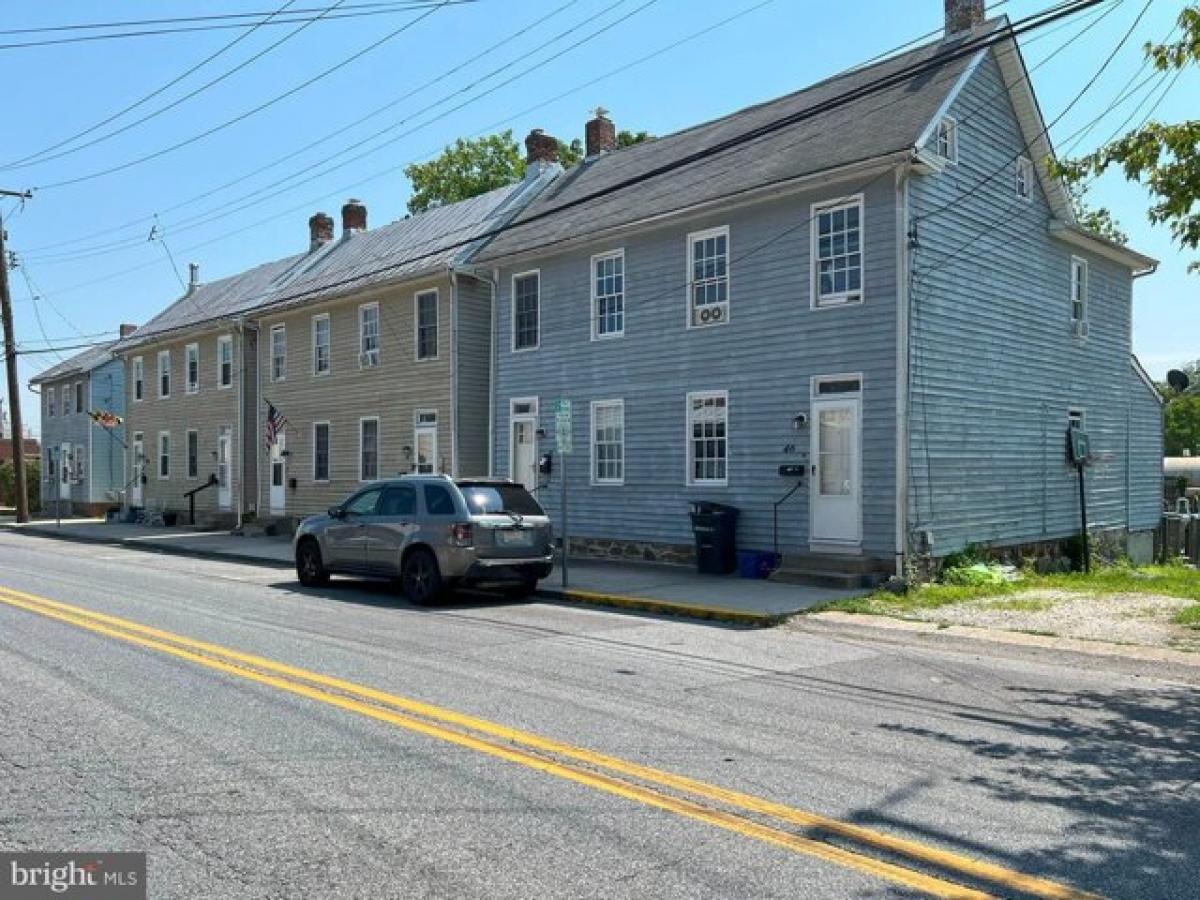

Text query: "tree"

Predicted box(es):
[1051, 6, 1200, 270]
[405, 129, 654, 213]
[1165, 394, 1200, 456]
[0, 458, 39, 513]
[1068, 181, 1128, 245]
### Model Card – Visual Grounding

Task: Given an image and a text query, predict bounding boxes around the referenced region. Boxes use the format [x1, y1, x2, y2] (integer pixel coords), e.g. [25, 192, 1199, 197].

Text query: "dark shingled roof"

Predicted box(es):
[477, 19, 1003, 261]
[29, 340, 119, 385]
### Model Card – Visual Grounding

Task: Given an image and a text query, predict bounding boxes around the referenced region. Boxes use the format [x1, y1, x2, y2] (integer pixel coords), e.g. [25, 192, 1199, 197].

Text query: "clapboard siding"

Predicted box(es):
[88, 357, 126, 503]
[909, 51, 1144, 553]
[38, 375, 94, 508]
[1128, 366, 1163, 530]
[493, 177, 899, 557]
[454, 275, 492, 479]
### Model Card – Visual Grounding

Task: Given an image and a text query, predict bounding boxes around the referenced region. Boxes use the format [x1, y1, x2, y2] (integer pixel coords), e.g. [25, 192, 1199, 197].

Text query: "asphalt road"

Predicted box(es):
[0, 530, 1196, 899]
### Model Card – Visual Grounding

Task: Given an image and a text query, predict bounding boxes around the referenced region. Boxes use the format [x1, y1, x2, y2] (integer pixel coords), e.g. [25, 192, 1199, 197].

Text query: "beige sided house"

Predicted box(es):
[119, 166, 556, 528]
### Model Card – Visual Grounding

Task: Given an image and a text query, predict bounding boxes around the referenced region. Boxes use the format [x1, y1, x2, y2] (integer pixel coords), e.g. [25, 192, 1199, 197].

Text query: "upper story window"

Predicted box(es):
[416, 290, 438, 360]
[217, 335, 233, 389]
[47, 386, 56, 417]
[157, 350, 171, 399]
[270, 324, 287, 382]
[592, 250, 625, 339]
[591, 399, 624, 485]
[1016, 156, 1033, 200]
[935, 116, 957, 163]
[312, 314, 331, 376]
[63, 383, 73, 416]
[132, 357, 144, 401]
[687, 227, 729, 328]
[513, 271, 540, 351]
[75, 382, 84, 414]
[359, 303, 380, 368]
[185, 343, 199, 394]
[812, 196, 863, 308]
[1070, 256, 1088, 336]
[687, 391, 728, 486]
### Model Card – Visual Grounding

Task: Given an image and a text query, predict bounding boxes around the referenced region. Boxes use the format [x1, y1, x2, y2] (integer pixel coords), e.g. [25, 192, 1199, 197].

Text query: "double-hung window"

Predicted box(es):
[592, 251, 624, 339]
[217, 336, 233, 389]
[75, 382, 84, 414]
[686, 391, 728, 486]
[46, 387, 56, 418]
[359, 417, 379, 481]
[185, 343, 199, 394]
[812, 196, 863, 307]
[590, 400, 624, 485]
[132, 357, 144, 401]
[688, 227, 729, 327]
[313, 422, 330, 481]
[157, 350, 171, 399]
[1070, 257, 1088, 335]
[415, 290, 438, 360]
[186, 430, 199, 479]
[158, 432, 170, 480]
[513, 272, 540, 350]
[63, 383, 72, 416]
[312, 314, 330, 375]
[1016, 156, 1033, 200]
[935, 116, 957, 163]
[270, 324, 287, 382]
[359, 303, 380, 368]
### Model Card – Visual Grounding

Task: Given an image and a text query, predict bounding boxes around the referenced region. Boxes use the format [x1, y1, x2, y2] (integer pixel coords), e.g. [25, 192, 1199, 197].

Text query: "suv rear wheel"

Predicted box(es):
[402, 548, 444, 606]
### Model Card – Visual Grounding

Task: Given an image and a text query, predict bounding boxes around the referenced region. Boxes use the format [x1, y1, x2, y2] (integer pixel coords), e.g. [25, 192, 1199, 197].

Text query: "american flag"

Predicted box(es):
[265, 401, 288, 450]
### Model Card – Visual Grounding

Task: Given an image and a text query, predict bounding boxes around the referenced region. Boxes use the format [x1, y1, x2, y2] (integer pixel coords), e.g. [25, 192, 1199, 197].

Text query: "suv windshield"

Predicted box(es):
[458, 482, 544, 516]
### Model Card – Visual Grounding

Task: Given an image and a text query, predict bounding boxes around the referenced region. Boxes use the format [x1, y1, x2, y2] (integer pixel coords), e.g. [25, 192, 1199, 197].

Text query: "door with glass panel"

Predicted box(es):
[810, 396, 860, 545]
[217, 428, 232, 510]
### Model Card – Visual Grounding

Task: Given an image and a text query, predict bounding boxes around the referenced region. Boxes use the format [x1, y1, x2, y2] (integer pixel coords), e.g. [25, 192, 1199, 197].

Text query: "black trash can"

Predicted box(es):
[689, 501, 739, 575]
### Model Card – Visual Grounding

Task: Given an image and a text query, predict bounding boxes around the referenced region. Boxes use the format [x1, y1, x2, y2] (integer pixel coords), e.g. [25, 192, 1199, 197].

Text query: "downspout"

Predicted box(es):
[488, 266, 499, 476]
[449, 267, 459, 476]
[894, 164, 912, 577]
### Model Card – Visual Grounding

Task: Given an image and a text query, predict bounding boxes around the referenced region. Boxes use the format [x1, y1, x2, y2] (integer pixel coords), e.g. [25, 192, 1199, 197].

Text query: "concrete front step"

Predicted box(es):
[769, 567, 884, 590]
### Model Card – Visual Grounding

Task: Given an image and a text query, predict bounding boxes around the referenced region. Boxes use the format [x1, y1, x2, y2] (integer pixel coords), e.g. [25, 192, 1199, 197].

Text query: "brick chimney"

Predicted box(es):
[944, 0, 985, 35]
[309, 212, 334, 251]
[342, 198, 367, 235]
[524, 129, 559, 166]
[585, 107, 616, 157]
[119, 323, 137, 339]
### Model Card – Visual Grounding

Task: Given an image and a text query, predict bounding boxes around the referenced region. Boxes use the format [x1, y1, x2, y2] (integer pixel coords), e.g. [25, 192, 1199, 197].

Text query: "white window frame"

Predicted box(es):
[686, 226, 730, 329]
[810, 194, 865, 309]
[313, 421, 331, 482]
[591, 249, 625, 340]
[186, 429, 199, 480]
[74, 381, 84, 415]
[217, 335, 234, 389]
[46, 386, 56, 418]
[312, 313, 331, 376]
[415, 289, 439, 361]
[1016, 155, 1033, 201]
[62, 383, 72, 416]
[185, 343, 200, 395]
[935, 116, 958, 163]
[811, 373, 864, 398]
[359, 302, 380, 369]
[511, 270, 541, 352]
[157, 350, 171, 399]
[686, 390, 729, 487]
[590, 399, 625, 486]
[1070, 256, 1088, 329]
[269, 324, 287, 383]
[132, 357, 144, 402]
[413, 408, 438, 474]
[359, 416, 380, 482]
[157, 431, 170, 480]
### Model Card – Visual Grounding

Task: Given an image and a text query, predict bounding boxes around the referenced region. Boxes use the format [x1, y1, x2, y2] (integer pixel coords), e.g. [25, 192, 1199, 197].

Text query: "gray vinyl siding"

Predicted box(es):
[38, 375, 93, 510]
[1128, 366, 1163, 530]
[454, 275, 492, 479]
[88, 357, 126, 503]
[122, 328, 243, 520]
[253, 275, 458, 519]
[493, 177, 899, 558]
[908, 51, 1145, 554]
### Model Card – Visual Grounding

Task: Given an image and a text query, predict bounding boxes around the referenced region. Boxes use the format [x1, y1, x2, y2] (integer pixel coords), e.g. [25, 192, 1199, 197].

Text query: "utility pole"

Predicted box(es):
[1, 189, 33, 522]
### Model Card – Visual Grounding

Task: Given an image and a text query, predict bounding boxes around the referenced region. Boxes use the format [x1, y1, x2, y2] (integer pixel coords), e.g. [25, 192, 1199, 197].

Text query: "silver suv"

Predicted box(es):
[293, 475, 554, 605]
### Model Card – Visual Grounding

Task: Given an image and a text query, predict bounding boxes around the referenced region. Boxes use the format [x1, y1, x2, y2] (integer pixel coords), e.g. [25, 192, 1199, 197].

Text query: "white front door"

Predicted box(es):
[217, 428, 232, 510]
[59, 443, 71, 501]
[511, 418, 537, 490]
[810, 398, 861, 545]
[269, 434, 286, 515]
[131, 434, 144, 506]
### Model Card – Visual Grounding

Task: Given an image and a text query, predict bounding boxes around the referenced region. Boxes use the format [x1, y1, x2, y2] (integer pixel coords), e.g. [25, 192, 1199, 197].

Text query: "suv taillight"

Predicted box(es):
[450, 522, 473, 546]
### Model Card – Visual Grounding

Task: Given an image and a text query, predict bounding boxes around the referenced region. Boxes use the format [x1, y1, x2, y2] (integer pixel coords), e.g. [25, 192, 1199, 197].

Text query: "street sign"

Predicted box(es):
[554, 398, 572, 454]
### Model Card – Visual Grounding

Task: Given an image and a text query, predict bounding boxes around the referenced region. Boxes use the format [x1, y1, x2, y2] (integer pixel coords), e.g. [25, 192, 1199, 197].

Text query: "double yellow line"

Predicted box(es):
[0, 585, 1099, 899]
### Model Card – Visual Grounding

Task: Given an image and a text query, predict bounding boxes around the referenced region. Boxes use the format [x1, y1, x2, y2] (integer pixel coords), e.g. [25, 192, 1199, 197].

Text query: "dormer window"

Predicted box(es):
[1016, 156, 1033, 200]
[935, 116, 957, 163]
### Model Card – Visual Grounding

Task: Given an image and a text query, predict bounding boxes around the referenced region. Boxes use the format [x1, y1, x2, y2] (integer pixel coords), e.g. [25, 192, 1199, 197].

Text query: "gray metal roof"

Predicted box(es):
[29, 340, 119, 385]
[478, 20, 1000, 261]
[119, 177, 545, 349]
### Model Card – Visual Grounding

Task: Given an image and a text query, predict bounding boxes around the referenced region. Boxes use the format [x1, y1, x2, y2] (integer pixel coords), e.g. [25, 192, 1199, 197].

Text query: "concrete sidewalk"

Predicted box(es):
[4, 519, 863, 624]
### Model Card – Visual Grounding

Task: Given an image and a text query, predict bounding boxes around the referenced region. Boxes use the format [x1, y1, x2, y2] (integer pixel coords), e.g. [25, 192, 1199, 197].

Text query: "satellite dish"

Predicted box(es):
[1168, 369, 1190, 393]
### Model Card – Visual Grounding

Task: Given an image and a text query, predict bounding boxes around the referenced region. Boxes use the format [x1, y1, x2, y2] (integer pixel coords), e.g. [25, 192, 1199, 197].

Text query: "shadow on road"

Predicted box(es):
[266, 575, 530, 614]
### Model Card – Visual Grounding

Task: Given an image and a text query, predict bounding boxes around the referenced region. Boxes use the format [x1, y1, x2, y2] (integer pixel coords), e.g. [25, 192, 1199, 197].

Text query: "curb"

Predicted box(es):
[537, 586, 784, 627]
[3, 525, 294, 570]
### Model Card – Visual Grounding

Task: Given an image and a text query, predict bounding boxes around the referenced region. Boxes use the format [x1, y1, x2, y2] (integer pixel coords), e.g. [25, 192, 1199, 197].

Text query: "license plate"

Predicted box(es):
[496, 529, 533, 547]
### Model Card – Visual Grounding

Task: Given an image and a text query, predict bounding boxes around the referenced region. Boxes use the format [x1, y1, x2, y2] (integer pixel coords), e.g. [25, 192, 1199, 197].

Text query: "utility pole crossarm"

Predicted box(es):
[1, 188, 34, 523]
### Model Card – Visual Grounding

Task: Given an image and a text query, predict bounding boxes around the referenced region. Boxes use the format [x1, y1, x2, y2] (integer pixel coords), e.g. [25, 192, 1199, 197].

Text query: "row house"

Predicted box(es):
[118, 169, 555, 527]
[475, 1, 1163, 575]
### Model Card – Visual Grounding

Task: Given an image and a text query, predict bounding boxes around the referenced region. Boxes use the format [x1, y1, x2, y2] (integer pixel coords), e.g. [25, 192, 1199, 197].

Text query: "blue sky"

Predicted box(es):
[1, 0, 1194, 438]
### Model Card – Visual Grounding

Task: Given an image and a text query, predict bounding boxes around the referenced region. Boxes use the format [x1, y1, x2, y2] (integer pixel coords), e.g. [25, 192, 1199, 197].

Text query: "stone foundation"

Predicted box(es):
[566, 535, 695, 566]
[915, 527, 1153, 580]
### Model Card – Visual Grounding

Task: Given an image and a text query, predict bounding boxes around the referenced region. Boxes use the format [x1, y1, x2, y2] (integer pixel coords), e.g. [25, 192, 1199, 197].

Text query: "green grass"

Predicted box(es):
[818, 564, 1200, 619]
